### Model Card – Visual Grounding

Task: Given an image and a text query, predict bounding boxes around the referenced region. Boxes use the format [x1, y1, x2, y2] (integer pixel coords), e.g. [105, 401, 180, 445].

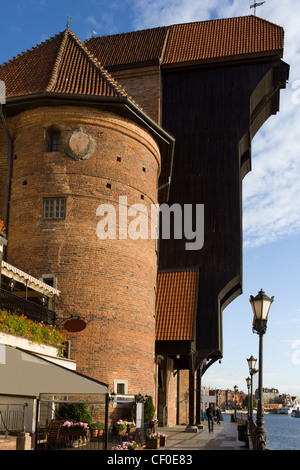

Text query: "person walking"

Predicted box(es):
[206, 404, 215, 433]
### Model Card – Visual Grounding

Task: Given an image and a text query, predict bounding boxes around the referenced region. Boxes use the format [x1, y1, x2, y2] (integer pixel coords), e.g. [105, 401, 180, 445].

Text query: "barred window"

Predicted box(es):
[45, 126, 61, 152]
[43, 198, 66, 220]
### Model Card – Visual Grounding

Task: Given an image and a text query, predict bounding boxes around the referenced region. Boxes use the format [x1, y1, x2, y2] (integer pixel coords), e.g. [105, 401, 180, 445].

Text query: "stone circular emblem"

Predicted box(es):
[65, 127, 94, 160]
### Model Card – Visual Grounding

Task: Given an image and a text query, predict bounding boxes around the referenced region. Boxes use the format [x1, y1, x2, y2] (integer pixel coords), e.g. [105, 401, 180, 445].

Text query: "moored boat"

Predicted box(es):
[291, 408, 300, 418]
[278, 402, 300, 415]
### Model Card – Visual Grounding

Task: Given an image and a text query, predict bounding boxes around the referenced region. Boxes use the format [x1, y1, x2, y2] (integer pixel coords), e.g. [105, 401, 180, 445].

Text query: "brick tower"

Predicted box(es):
[0, 29, 174, 398]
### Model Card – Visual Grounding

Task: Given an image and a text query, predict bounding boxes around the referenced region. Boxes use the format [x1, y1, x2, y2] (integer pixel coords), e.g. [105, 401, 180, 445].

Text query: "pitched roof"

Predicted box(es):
[0, 16, 284, 100]
[155, 269, 198, 342]
[85, 16, 284, 69]
[163, 16, 284, 66]
[0, 28, 130, 100]
[85, 26, 169, 68]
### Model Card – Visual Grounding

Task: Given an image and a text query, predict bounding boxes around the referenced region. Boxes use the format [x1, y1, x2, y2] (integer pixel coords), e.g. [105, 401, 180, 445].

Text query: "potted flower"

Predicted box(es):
[114, 419, 127, 436]
[111, 441, 138, 450]
[0, 220, 5, 237]
[111, 444, 126, 450]
[61, 421, 89, 439]
[146, 432, 160, 449]
[149, 418, 158, 429]
[97, 421, 105, 438]
[89, 422, 99, 437]
[89, 421, 104, 438]
[125, 420, 136, 434]
[89, 423, 98, 438]
[124, 440, 138, 450]
[158, 432, 167, 446]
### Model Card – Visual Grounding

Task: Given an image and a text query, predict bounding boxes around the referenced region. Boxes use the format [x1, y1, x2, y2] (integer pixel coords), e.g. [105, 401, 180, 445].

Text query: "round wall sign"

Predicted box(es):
[65, 127, 94, 160]
[63, 318, 87, 332]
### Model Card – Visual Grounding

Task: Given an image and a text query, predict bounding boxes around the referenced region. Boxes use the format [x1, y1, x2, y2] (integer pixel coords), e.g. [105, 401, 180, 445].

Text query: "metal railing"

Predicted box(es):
[232, 412, 267, 450]
[246, 413, 267, 450]
[0, 287, 55, 325]
[35, 395, 156, 451]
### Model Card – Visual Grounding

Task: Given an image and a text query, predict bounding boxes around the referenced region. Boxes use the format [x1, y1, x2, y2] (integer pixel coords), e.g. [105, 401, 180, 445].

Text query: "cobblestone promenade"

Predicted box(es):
[156, 421, 247, 451]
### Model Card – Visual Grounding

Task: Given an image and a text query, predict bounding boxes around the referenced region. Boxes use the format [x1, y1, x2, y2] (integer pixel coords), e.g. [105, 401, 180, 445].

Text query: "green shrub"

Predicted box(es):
[144, 395, 155, 422]
[56, 403, 92, 424]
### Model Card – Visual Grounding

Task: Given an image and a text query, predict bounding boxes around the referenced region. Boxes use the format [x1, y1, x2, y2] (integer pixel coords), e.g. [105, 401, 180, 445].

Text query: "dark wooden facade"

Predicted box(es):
[159, 57, 289, 371]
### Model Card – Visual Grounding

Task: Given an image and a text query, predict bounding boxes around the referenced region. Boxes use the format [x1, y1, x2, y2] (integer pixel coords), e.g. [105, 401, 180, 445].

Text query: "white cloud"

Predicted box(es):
[131, 0, 220, 29]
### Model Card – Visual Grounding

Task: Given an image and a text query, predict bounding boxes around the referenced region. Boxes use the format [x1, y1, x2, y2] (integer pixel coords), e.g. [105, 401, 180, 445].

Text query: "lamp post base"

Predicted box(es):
[185, 425, 198, 433]
[254, 426, 267, 450]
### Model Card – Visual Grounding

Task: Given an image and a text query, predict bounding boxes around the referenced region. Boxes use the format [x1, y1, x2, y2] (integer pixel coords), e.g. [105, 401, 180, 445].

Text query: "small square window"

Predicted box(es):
[117, 383, 125, 394]
[43, 198, 66, 220]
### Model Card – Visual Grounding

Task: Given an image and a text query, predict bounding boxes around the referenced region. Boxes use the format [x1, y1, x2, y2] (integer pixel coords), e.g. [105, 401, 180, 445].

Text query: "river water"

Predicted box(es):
[264, 414, 300, 450]
[223, 412, 300, 450]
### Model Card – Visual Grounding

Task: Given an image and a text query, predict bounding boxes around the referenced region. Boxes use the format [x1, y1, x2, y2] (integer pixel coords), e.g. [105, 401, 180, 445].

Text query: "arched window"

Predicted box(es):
[45, 126, 61, 152]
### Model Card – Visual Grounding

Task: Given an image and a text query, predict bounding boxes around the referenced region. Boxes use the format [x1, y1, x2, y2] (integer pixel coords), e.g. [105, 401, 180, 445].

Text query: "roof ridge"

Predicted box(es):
[46, 29, 69, 92]
[84, 15, 283, 46]
[168, 15, 283, 29]
[85, 25, 169, 45]
[54, 28, 129, 98]
[69, 29, 128, 97]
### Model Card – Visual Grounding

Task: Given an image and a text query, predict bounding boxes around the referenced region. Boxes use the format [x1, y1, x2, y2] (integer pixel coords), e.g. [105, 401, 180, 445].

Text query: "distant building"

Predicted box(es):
[255, 388, 280, 403]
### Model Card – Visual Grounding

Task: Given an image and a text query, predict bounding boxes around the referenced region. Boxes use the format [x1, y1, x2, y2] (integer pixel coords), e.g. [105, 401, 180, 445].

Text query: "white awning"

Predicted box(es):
[1, 261, 60, 297]
[0, 345, 108, 397]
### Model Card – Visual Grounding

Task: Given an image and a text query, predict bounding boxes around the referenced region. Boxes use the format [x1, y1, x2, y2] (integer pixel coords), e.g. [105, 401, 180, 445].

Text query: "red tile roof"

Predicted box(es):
[0, 16, 284, 101]
[163, 16, 284, 66]
[85, 26, 169, 68]
[85, 16, 284, 69]
[0, 28, 129, 100]
[155, 269, 198, 342]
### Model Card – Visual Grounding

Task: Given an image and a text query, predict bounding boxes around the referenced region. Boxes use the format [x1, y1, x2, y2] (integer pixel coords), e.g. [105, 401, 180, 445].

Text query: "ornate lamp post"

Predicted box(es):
[250, 289, 274, 448]
[246, 377, 251, 414]
[247, 355, 258, 419]
[234, 385, 238, 420]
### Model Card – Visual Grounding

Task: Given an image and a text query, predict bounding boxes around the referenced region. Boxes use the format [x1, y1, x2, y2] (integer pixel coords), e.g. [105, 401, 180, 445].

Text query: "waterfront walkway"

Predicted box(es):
[156, 421, 247, 451]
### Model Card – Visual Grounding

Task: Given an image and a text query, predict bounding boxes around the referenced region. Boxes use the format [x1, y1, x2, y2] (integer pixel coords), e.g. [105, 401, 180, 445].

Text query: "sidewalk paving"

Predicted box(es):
[155, 421, 248, 451]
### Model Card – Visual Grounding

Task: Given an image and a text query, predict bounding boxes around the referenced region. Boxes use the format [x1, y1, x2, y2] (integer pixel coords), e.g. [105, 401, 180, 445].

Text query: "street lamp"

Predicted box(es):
[246, 377, 251, 414]
[247, 355, 258, 419]
[234, 385, 238, 420]
[250, 289, 274, 448]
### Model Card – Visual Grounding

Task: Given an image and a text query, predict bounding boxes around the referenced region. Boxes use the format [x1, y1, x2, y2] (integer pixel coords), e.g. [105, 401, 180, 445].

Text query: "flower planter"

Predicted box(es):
[127, 426, 136, 434]
[113, 428, 127, 436]
[146, 439, 160, 449]
[60, 429, 89, 438]
[0, 332, 58, 357]
[90, 429, 99, 438]
[160, 436, 167, 446]
[149, 421, 158, 429]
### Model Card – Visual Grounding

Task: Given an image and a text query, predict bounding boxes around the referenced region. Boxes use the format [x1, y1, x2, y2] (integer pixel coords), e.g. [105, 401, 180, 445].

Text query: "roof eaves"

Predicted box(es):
[161, 49, 284, 70]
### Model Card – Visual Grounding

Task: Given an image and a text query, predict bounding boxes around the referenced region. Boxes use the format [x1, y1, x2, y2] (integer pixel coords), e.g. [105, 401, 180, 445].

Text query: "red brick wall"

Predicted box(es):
[0, 126, 9, 224]
[178, 370, 190, 425]
[5, 105, 161, 398]
[111, 66, 161, 124]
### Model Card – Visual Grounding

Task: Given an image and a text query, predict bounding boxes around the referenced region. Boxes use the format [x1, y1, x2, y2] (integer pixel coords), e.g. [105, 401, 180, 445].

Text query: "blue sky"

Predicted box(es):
[1, 0, 300, 397]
